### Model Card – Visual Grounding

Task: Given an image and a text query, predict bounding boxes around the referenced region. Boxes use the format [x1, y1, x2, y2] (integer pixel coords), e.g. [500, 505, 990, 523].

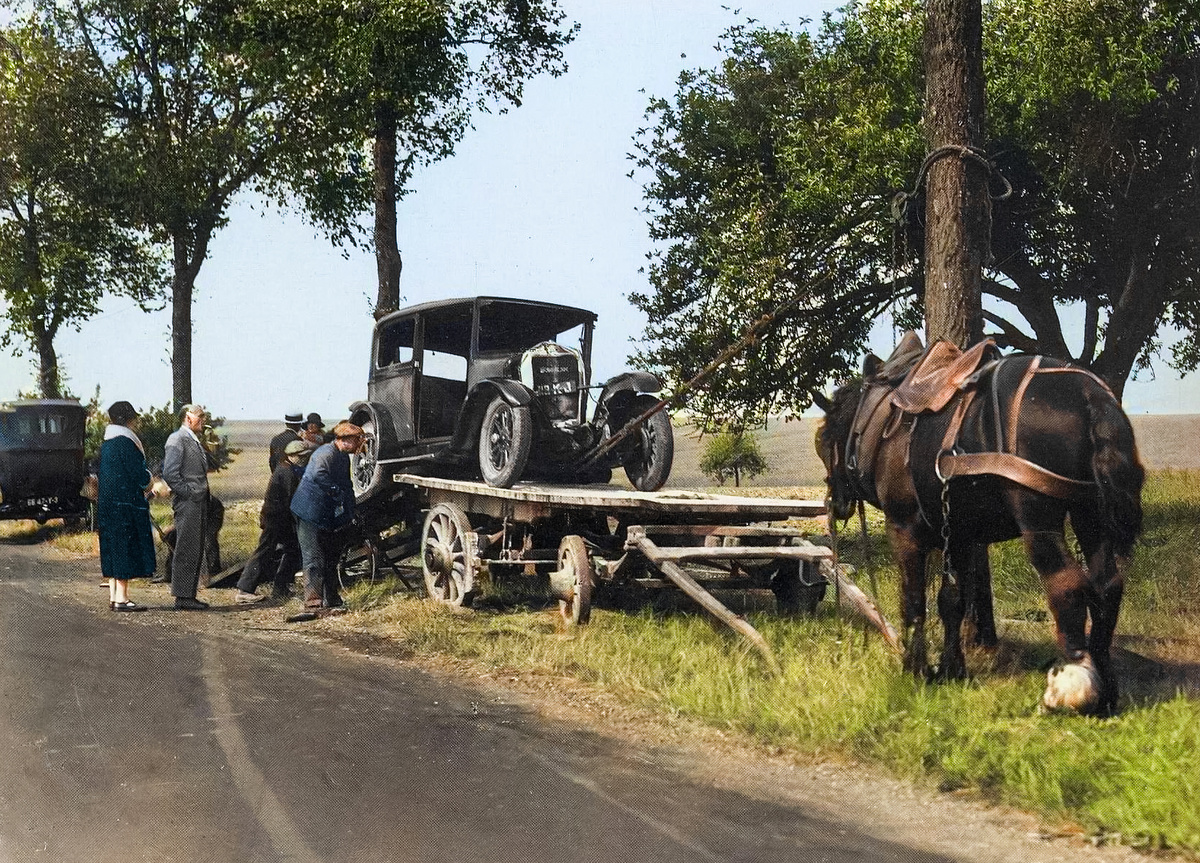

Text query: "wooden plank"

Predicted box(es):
[395, 473, 825, 520]
[624, 545, 834, 563]
[629, 529, 779, 673]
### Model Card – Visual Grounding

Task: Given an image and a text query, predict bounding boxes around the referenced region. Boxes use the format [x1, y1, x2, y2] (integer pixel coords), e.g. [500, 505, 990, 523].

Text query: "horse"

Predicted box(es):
[814, 335, 1144, 714]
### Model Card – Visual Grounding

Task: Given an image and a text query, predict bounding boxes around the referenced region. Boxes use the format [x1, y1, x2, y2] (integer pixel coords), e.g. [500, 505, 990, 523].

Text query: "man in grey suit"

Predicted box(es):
[162, 404, 212, 610]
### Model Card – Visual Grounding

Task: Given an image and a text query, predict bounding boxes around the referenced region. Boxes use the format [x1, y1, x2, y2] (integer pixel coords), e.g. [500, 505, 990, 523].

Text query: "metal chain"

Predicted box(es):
[940, 476, 957, 586]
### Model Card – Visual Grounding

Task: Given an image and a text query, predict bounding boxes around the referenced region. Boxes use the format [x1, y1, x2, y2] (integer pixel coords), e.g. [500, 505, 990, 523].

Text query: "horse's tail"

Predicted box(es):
[1086, 387, 1145, 557]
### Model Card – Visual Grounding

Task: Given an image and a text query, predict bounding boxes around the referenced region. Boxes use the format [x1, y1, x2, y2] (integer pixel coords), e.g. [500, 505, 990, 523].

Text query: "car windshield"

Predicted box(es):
[476, 300, 593, 353]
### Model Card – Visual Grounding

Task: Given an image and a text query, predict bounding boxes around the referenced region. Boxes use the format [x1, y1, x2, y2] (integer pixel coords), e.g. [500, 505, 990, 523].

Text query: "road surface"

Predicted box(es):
[0, 542, 954, 863]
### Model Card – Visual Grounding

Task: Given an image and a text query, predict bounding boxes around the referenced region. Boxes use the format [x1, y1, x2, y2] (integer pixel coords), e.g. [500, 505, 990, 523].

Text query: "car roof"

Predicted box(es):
[375, 295, 597, 327]
[0, 398, 84, 411]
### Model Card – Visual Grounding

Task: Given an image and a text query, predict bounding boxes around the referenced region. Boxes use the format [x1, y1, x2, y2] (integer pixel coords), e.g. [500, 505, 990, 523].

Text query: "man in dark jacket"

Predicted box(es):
[290, 421, 363, 611]
[235, 440, 311, 603]
[268, 412, 304, 472]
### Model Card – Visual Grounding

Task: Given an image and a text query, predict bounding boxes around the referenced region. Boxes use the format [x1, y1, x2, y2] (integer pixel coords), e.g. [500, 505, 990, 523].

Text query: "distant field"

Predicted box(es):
[214, 413, 1198, 502]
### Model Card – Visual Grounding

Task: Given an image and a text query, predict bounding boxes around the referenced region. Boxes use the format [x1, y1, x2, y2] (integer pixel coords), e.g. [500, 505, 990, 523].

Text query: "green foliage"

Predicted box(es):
[698, 428, 769, 486]
[262, 0, 577, 312]
[0, 18, 166, 397]
[630, 0, 1200, 427]
[81, 386, 237, 474]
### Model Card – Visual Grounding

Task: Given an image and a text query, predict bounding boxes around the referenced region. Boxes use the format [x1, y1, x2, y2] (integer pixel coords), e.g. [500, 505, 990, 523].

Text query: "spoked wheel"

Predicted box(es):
[555, 535, 594, 625]
[622, 395, 674, 492]
[478, 396, 532, 488]
[337, 536, 380, 588]
[422, 503, 477, 606]
[350, 413, 384, 502]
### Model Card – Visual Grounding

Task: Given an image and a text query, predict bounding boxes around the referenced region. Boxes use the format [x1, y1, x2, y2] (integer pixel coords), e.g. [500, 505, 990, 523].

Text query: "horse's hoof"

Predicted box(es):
[1040, 655, 1102, 715]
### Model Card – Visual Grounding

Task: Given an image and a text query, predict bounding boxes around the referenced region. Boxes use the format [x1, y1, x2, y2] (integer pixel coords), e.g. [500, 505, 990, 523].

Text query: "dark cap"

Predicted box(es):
[284, 412, 303, 426]
[107, 401, 138, 425]
[305, 412, 324, 428]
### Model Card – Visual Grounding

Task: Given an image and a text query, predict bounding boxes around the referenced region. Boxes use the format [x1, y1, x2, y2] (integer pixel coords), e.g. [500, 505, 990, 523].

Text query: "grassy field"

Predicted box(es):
[15, 415, 1200, 856]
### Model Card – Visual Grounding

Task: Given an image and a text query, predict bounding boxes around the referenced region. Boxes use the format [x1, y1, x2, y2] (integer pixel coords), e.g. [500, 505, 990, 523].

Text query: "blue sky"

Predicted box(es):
[2, 0, 1195, 419]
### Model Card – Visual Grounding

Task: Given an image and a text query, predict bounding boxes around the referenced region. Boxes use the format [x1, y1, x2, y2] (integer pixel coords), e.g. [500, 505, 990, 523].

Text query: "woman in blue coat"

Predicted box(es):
[97, 401, 156, 611]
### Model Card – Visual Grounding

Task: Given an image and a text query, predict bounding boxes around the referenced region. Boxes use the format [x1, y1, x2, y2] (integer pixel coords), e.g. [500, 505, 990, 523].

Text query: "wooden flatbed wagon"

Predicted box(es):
[344, 473, 899, 665]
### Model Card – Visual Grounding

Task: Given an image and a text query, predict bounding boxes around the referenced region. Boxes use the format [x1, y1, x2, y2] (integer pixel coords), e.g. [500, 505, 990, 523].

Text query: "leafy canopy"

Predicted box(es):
[630, 0, 1200, 428]
[0, 18, 165, 396]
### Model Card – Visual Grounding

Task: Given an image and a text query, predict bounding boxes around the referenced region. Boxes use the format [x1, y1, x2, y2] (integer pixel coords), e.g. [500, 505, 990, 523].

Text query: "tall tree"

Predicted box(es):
[44, 0, 341, 409]
[630, 0, 1200, 431]
[0, 20, 164, 397]
[274, 0, 577, 318]
[922, 0, 987, 347]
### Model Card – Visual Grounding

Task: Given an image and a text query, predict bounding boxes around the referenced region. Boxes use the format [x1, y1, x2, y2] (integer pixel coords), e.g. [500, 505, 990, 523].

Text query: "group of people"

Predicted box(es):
[96, 403, 364, 615]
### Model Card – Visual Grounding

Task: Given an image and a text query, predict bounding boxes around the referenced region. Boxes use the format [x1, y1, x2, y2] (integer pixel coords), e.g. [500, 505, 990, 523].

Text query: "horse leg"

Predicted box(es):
[1072, 512, 1126, 712]
[889, 523, 929, 677]
[963, 542, 998, 648]
[1024, 529, 1091, 662]
[934, 537, 974, 680]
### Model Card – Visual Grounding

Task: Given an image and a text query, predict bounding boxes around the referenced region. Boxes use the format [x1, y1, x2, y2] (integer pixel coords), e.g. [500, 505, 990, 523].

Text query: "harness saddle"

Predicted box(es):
[845, 332, 1102, 504]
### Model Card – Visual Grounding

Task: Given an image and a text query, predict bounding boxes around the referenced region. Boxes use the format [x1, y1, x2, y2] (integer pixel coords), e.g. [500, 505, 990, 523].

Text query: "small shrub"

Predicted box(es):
[699, 428, 769, 486]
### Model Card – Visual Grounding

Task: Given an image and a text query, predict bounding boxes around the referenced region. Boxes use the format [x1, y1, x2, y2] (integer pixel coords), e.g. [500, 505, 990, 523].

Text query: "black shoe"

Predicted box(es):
[149, 575, 169, 584]
[111, 600, 148, 612]
[174, 597, 210, 611]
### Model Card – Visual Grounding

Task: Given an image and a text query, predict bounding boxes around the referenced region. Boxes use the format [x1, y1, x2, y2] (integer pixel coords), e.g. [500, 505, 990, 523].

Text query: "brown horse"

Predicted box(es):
[815, 337, 1144, 714]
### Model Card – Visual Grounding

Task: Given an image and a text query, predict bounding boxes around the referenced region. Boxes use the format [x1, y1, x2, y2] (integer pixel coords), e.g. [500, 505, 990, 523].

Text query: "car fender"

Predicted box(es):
[597, 371, 663, 408]
[448, 379, 535, 453]
[348, 400, 406, 458]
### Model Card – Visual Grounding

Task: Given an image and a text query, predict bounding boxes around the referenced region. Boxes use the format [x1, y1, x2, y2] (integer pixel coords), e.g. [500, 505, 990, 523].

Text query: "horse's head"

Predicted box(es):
[813, 381, 863, 522]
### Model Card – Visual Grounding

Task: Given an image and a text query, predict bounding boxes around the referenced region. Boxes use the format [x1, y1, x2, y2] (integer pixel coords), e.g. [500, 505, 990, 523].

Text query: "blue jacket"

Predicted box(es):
[289, 442, 355, 530]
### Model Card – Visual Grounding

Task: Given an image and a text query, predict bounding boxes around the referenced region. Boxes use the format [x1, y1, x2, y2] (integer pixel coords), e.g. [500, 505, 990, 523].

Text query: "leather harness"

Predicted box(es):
[843, 344, 1107, 508]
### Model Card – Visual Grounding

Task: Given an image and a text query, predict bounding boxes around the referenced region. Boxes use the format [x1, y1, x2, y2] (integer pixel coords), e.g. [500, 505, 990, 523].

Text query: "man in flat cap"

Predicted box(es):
[290, 421, 364, 611]
[162, 404, 211, 610]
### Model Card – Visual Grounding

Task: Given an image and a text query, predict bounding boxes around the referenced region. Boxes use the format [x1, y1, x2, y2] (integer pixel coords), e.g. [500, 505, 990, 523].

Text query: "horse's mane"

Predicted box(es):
[816, 378, 863, 454]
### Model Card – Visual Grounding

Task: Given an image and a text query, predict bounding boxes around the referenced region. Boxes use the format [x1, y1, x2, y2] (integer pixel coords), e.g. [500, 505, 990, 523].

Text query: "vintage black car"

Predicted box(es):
[0, 398, 90, 522]
[348, 296, 674, 498]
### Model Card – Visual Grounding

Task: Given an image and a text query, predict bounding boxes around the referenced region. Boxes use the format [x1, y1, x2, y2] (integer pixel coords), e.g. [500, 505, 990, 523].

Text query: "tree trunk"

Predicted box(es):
[923, 0, 988, 349]
[35, 323, 61, 399]
[171, 256, 192, 411]
[373, 98, 402, 319]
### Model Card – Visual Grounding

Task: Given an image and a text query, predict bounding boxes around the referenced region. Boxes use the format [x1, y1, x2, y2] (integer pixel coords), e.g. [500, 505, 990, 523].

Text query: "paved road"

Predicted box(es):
[0, 545, 952, 863]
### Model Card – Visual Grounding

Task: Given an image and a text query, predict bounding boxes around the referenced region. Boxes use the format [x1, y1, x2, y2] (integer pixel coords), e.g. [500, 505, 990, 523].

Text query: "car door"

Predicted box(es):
[368, 315, 418, 445]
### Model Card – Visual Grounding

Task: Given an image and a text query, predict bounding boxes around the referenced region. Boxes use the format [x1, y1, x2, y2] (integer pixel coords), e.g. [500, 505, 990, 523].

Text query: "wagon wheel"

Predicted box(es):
[556, 535, 594, 626]
[421, 503, 478, 607]
[478, 396, 533, 488]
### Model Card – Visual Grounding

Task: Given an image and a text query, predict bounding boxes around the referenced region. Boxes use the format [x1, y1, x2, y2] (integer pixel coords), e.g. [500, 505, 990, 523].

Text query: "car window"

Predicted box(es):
[423, 305, 474, 356]
[377, 318, 416, 368]
[423, 350, 467, 381]
[477, 301, 593, 353]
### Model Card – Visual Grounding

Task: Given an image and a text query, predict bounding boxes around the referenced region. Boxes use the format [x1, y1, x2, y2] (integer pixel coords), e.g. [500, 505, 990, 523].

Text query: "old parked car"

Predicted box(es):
[0, 398, 91, 523]
[348, 296, 674, 498]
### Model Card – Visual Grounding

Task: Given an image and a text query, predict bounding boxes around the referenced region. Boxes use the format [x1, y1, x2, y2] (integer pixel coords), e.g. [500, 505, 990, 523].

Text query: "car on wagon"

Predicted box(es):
[348, 296, 674, 499]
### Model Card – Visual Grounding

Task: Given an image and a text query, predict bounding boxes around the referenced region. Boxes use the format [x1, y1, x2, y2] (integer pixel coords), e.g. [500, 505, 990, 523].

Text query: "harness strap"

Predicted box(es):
[937, 452, 1096, 501]
[1006, 356, 1041, 453]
